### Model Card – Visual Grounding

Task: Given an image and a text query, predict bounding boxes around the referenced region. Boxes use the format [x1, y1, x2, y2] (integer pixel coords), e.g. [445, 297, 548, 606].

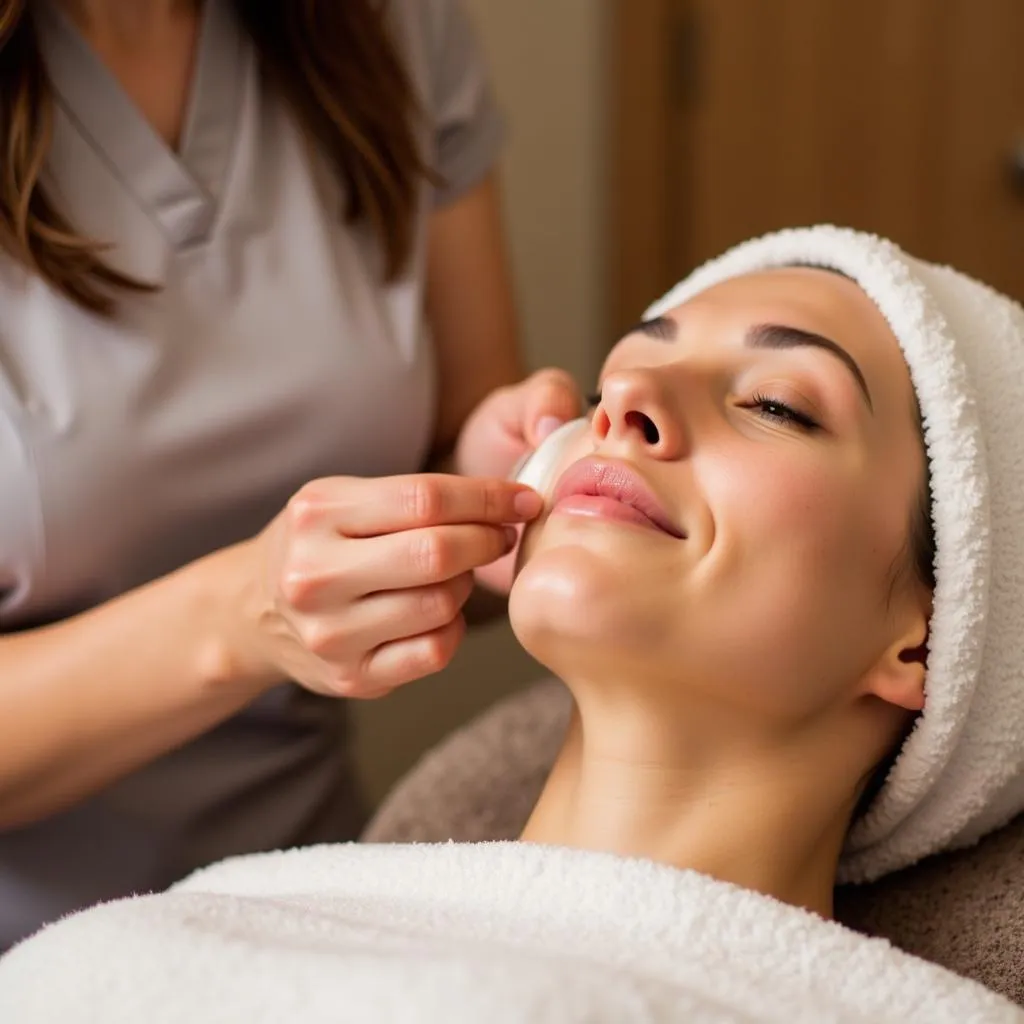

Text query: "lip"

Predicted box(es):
[549, 458, 685, 539]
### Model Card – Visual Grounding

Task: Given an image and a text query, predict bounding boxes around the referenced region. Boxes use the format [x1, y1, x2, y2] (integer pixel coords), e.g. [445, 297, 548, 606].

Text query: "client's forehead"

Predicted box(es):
[666, 267, 900, 378]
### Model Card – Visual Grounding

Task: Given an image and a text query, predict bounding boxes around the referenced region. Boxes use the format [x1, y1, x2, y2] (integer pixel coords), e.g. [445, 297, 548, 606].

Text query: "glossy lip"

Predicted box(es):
[550, 458, 686, 539]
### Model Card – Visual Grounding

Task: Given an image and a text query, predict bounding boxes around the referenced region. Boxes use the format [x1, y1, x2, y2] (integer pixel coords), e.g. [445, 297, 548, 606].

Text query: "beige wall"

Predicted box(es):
[461, 0, 611, 384]
[351, 0, 610, 805]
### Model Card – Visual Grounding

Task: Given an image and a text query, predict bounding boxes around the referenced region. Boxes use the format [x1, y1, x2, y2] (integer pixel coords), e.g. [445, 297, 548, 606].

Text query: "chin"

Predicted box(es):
[510, 545, 609, 669]
[509, 541, 669, 681]
[512, 508, 695, 671]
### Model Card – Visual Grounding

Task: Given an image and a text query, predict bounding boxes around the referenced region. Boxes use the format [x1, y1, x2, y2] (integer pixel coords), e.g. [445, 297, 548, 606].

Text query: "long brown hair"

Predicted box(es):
[0, 0, 431, 316]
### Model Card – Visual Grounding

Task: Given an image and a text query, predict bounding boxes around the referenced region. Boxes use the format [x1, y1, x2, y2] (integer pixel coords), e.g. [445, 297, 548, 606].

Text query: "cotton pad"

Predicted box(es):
[512, 418, 589, 497]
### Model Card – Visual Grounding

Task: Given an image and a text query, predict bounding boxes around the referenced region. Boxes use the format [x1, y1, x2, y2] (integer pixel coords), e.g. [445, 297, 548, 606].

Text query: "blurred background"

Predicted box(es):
[354, 0, 1024, 805]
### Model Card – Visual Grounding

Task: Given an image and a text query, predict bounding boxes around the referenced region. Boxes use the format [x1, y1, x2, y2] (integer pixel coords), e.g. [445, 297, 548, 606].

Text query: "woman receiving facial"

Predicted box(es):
[511, 266, 934, 918]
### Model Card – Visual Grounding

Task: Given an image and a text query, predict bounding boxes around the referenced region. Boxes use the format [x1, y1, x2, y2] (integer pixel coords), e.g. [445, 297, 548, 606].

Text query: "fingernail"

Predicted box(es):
[535, 416, 564, 442]
[504, 525, 519, 550]
[514, 490, 544, 518]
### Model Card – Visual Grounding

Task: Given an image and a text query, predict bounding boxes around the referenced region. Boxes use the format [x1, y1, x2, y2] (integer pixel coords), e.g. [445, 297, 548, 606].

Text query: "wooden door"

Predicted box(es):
[610, 0, 1024, 333]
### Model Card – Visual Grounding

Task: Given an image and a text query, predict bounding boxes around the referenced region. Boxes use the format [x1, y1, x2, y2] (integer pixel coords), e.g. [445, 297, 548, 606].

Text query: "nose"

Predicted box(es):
[592, 368, 686, 460]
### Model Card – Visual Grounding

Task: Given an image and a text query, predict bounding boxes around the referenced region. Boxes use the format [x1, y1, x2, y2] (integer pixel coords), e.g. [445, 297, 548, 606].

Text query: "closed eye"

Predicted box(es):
[747, 392, 819, 431]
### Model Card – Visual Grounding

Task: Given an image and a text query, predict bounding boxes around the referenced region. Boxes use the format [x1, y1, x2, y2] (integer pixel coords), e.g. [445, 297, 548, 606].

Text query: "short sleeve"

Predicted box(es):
[424, 0, 505, 206]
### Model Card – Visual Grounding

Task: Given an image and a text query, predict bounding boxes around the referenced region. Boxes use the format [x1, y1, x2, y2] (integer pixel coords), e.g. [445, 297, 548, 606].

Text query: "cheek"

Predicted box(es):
[691, 447, 899, 712]
[701, 446, 863, 569]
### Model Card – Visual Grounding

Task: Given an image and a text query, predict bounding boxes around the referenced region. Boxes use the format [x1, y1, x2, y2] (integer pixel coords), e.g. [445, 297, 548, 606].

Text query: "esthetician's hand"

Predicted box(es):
[454, 368, 583, 594]
[227, 474, 544, 699]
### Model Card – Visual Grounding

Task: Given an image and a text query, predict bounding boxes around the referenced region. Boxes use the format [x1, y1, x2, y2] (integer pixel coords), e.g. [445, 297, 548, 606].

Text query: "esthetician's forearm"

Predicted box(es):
[0, 545, 269, 832]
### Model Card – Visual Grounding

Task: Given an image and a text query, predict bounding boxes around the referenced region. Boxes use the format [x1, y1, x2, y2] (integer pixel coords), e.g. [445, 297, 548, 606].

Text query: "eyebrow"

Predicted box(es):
[745, 323, 873, 412]
[626, 316, 678, 342]
[627, 316, 873, 413]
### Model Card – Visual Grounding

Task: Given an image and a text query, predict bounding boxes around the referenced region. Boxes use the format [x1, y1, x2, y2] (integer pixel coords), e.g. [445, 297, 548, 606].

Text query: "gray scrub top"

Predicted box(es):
[0, 0, 503, 949]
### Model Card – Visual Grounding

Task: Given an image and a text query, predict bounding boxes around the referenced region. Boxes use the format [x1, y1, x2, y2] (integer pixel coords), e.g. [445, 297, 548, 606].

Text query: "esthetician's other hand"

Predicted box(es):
[225, 474, 544, 699]
[454, 368, 582, 594]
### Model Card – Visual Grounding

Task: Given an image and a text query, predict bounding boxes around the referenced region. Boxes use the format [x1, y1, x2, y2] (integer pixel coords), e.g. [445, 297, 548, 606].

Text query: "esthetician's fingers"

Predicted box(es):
[285, 474, 543, 539]
[298, 573, 476, 661]
[240, 474, 535, 699]
[520, 368, 583, 447]
[280, 523, 517, 608]
[356, 615, 468, 694]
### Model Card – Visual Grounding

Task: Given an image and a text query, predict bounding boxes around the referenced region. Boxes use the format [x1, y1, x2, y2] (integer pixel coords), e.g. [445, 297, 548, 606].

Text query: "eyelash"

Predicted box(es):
[747, 391, 819, 430]
[585, 390, 819, 431]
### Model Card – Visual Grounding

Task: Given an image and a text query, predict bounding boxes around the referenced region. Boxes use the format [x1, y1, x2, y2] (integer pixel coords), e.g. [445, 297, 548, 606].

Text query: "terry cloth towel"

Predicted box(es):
[0, 841, 1020, 1023]
[643, 226, 1024, 884]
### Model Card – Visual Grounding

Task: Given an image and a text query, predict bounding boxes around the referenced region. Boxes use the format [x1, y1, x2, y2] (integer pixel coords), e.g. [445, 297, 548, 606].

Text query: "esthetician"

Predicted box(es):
[0, 0, 577, 949]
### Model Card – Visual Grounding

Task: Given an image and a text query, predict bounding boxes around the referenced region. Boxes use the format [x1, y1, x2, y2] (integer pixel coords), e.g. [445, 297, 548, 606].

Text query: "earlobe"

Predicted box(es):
[876, 655, 926, 712]
[866, 620, 928, 712]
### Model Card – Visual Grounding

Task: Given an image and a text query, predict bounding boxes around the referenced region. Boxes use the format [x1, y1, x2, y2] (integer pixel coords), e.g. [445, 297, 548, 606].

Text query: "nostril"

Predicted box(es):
[625, 410, 660, 445]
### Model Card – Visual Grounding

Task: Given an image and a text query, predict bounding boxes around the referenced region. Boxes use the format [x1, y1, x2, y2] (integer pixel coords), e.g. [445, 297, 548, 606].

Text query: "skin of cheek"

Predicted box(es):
[679, 442, 891, 723]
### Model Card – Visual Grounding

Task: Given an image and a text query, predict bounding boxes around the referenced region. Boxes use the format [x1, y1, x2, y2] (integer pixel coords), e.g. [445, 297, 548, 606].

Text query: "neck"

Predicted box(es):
[522, 685, 859, 918]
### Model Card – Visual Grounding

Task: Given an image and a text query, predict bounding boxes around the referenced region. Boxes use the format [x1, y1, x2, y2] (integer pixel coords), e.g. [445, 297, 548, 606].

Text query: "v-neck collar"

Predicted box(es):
[34, 0, 250, 248]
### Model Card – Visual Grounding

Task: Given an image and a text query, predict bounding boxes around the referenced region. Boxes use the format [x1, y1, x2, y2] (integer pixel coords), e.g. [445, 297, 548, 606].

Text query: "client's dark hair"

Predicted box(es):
[908, 405, 936, 591]
[854, 401, 935, 823]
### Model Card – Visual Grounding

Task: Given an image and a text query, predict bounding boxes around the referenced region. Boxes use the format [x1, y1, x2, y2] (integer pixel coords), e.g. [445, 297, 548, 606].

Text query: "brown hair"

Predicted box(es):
[908, 426, 936, 592]
[886, 401, 936, 600]
[0, 0, 431, 316]
[855, 407, 935, 824]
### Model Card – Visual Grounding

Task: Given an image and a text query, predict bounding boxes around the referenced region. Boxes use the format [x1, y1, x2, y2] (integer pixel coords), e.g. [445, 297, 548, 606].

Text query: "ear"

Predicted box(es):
[862, 603, 930, 713]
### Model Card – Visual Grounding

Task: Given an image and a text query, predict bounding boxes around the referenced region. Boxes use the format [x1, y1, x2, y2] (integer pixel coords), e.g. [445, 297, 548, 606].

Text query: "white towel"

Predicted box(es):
[644, 227, 1024, 883]
[0, 841, 1019, 1022]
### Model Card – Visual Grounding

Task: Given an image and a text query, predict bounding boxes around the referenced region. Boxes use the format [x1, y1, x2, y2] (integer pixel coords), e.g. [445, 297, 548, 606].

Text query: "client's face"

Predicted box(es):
[510, 267, 929, 727]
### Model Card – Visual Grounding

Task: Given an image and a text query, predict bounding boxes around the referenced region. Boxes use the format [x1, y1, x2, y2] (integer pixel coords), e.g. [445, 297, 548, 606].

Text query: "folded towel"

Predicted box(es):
[644, 227, 1024, 883]
[0, 841, 1020, 1022]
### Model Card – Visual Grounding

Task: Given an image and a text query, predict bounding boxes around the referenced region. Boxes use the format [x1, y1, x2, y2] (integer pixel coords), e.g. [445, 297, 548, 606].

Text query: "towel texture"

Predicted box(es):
[0, 841, 1020, 1023]
[364, 678, 1024, 1004]
[642, 226, 1024, 883]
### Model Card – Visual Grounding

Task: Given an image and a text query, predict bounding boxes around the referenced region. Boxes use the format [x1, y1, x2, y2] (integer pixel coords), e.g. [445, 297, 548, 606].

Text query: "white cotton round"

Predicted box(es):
[513, 418, 591, 497]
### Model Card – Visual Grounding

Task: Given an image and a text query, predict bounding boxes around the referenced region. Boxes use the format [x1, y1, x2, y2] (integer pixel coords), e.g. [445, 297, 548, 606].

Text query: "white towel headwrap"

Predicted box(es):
[643, 225, 1024, 883]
